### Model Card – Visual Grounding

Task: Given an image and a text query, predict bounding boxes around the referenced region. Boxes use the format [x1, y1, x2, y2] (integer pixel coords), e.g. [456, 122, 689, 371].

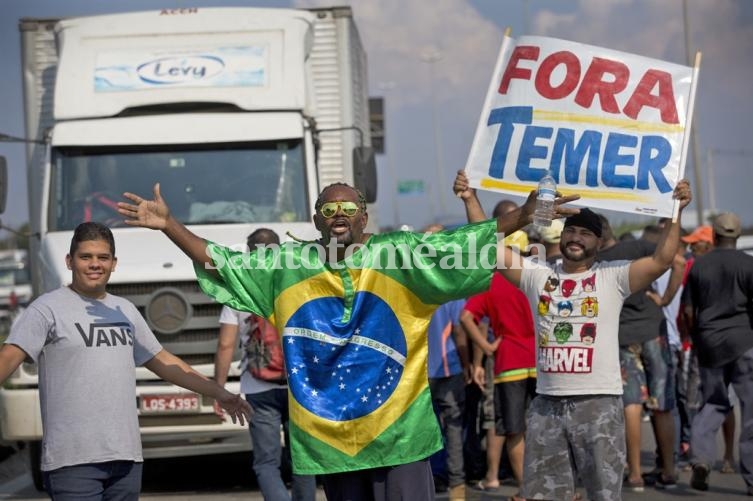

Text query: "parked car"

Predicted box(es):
[0, 250, 32, 331]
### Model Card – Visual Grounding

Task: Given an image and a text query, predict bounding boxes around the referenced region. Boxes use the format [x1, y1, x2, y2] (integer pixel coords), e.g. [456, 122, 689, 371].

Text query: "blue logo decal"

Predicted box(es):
[136, 55, 224, 84]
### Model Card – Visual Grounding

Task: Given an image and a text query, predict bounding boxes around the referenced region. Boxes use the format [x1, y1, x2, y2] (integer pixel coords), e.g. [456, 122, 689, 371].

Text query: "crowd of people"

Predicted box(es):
[1, 170, 751, 501]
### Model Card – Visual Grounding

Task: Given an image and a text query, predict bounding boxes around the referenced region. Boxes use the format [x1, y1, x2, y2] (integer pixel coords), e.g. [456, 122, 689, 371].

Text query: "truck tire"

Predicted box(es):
[29, 441, 44, 491]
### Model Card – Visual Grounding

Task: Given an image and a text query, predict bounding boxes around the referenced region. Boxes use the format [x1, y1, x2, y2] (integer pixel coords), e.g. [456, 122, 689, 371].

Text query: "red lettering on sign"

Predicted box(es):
[497, 44, 682, 125]
[535, 51, 581, 100]
[498, 46, 540, 94]
[574, 57, 629, 114]
[623, 69, 679, 124]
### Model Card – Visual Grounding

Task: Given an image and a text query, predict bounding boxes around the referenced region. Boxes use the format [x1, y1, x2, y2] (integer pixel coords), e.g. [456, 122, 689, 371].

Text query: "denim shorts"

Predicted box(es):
[620, 334, 676, 410]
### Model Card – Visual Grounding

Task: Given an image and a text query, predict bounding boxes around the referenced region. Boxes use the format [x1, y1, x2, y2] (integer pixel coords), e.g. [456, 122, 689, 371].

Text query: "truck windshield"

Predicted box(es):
[49, 140, 308, 231]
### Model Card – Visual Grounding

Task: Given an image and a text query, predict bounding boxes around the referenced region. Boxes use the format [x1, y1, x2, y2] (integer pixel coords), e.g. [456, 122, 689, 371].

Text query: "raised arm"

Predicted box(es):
[453, 170, 487, 223]
[118, 183, 215, 273]
[628, 180, 692, 292]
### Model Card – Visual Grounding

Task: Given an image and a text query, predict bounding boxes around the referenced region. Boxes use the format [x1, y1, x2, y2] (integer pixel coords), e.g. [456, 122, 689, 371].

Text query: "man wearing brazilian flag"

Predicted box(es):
[118, 180, 578, 500]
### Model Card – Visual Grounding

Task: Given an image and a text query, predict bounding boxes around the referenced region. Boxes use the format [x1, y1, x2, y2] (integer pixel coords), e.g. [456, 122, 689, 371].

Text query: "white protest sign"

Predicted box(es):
[465, 35, 699, 217]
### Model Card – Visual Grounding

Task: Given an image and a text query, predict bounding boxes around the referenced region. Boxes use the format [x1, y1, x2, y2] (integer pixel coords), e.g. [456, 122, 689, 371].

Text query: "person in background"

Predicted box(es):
[493, 180, 691, 501]
[214, 228, 316, 501]
[598, 219, 680, 490]
[426, 294, 470, 501]
[683, 212, 753, 495]
[682, 225, 714, 258]
[450, 183, 536, 500]
[0, 222, 250, 500]
[675, 224, 715, 466]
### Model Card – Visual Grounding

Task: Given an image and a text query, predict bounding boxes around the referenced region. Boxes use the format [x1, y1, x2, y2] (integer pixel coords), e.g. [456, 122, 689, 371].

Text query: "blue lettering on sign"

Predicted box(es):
[137, 56, 225, 85]
[549, 129, 602, 187]
[485, 106, 673, 193]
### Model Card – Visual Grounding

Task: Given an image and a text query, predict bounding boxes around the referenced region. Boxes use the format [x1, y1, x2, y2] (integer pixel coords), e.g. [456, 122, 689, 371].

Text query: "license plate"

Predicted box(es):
[140, 393, 200, 414]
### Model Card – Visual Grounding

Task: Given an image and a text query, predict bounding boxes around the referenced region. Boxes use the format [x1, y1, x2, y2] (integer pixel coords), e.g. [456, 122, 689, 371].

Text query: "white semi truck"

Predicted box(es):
[2, 6, 376, 488]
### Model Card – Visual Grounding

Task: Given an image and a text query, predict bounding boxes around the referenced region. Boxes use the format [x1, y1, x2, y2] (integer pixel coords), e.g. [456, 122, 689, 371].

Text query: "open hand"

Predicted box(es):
[521, 189, 581, 222]
[216, 392, 253, 426]
[118, 183, 171, 230]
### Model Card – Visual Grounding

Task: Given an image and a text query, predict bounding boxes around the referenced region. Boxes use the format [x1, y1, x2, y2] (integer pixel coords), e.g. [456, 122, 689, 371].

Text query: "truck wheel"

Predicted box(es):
[29, 441, 44, 491]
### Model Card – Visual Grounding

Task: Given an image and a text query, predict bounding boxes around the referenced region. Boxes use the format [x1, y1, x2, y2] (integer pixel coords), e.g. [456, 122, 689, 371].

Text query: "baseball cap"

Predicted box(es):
[713, 212, 741, 238]
[539, 219, 564, 244]
[564, 208, 602, 237]
[681, 225, 713, 244]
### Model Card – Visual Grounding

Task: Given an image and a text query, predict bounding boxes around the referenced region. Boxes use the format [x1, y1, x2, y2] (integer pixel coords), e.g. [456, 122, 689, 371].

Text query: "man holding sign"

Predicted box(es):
[490, 181, 691, 500]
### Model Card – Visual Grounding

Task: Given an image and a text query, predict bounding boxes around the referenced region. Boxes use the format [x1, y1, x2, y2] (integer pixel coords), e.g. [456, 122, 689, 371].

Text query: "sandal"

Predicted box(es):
[721, 460, 736, 473]
[472, 480, 500, 492]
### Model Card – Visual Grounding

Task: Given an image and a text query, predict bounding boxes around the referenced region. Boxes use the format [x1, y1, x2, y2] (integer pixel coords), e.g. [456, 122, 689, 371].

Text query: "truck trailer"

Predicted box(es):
[3, 6, 376, 488]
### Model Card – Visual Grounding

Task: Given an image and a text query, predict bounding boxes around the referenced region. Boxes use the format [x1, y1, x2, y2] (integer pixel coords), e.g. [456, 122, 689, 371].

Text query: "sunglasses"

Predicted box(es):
[319, 201, 360, 218]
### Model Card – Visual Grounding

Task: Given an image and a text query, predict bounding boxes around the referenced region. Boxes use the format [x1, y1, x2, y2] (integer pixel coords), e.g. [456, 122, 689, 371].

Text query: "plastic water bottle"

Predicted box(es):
[533, 174, 556, 227]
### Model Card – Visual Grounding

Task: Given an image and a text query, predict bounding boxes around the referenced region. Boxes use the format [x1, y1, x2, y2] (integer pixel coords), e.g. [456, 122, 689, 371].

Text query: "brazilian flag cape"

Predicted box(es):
[196, 220, 498, 474]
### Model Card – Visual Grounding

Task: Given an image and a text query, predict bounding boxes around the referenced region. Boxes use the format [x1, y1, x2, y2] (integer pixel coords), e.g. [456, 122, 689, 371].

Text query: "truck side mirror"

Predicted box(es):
[0, 157, 7, 214]
[352, 146, 377, 203]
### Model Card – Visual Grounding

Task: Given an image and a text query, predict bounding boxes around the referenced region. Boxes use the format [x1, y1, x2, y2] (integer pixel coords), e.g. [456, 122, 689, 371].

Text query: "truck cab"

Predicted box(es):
[5, 6, 376, 489]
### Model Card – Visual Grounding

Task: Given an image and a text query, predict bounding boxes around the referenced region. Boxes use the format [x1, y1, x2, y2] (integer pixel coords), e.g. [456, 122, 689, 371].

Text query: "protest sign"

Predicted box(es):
[465, 35, 700, 217]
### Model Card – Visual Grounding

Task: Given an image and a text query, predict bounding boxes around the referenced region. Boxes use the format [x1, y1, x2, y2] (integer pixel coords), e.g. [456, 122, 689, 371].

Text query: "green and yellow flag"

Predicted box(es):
[197, 220, 498, 474]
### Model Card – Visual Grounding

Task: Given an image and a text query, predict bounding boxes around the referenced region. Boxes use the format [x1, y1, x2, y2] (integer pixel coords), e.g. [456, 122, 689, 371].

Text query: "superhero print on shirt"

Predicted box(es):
[560, 279, 577, 297]
[580, 296, 598, 318]
[581, 274, 596, 292]
[552, 322, 573, 344]
[544, 276, 559, 292]
[557, 301, 573, 317]
[538, 295, 552, 316]
[580, 323, 596, 344]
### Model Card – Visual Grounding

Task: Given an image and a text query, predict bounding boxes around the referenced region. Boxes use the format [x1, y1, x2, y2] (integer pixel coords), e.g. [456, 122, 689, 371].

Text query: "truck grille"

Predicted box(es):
[107, 281, 221, 360]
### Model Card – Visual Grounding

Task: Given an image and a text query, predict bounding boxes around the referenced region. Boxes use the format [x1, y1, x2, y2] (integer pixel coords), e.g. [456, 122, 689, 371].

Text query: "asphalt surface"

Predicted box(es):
[0, 417, 748, 500]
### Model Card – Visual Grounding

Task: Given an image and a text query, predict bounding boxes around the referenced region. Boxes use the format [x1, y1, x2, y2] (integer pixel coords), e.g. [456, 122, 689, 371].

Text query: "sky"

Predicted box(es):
[1, 0, 752, 233]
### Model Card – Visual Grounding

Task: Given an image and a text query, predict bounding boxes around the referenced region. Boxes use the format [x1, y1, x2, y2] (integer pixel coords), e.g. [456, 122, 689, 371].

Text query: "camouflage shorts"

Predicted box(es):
[522, 395, 625, 501]
[620, 334, 676, 410]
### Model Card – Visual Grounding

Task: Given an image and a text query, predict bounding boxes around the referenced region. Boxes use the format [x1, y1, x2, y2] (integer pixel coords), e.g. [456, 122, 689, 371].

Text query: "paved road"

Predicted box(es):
[0, 418, 748, 500]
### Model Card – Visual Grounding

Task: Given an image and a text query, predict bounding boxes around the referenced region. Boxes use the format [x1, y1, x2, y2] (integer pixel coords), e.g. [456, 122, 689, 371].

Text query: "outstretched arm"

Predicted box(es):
[145, 350, 252, 425]
[118, 183, 216, 274]
[0, 344, 28, 385]
[629, 180, 692, 292]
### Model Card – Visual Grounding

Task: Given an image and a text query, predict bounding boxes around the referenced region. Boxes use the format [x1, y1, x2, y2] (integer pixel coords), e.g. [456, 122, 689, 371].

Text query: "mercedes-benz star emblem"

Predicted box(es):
[145, 288, 192, 335]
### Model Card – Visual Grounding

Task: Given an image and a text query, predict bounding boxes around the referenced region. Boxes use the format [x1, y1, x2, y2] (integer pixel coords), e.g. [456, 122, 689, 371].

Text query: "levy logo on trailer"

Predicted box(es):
[465, 35, 700, 217]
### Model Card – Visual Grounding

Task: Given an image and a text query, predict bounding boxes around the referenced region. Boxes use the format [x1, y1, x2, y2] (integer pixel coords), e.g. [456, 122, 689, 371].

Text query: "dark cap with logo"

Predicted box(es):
[564, 208, 603, 238]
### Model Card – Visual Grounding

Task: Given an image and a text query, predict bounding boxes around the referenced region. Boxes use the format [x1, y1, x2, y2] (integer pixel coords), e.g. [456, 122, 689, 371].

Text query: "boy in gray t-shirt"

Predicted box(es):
[0, 222, 251, 500]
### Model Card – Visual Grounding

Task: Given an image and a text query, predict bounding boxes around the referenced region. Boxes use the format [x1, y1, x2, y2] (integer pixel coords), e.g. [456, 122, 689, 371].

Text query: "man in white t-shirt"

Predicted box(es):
[214, 228, 316, 501]
[491, 181, 691, 501]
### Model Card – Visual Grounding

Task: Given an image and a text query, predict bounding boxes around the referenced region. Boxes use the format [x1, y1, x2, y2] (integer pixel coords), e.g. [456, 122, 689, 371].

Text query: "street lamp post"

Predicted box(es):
[420, 49, 446, 221]
[683, 0, 704, 226]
